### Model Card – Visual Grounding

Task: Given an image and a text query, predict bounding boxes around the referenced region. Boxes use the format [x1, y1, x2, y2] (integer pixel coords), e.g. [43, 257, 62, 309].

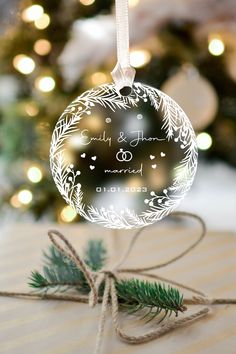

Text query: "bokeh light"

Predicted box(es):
[129, 0, 140, 7]
[60, 205, 77, 222]
[130, 49, 151, 68]
[25, 102, 39, 117]
[27, 166, 43, 183]
[18, 189, 33, 205]
[91, 72, 108, 86]
[208, 38, 225, 56]
[80, 0, 95, 5]
[10, 194, 21, 208]
[68, 134, 86, 149]
[13, 55, 35, 75]
[21, 5, 44, 22]
[34, 39, 52, 55]
[197, 132, 213, 150]
[34, 14, 50, 30]
[35, 76, 55, 92]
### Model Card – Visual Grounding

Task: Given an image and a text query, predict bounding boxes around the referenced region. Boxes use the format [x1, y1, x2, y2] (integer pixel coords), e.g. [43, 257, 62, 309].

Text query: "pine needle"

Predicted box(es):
[116, 279, 186, 321]
[29, 239, 107, 293]
[28, 239, 186, 321]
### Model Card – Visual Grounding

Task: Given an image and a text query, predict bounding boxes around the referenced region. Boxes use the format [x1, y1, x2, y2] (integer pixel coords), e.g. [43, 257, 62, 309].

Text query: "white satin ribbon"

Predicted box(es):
[111, 0, 136, 94]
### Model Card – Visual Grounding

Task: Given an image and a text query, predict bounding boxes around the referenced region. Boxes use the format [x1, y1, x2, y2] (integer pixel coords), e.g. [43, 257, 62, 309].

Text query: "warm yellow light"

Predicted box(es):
[27, 166, 43, 183]
[25, 102, 39, 117]
[129, 0, 139, 7]
[68, 134, 85, 149]
[22, 5, 44, 22]
[197, 132, 212, 150]
[127, 176, 143, 188]
[85, 115, 104, 132]
[130, 49, 151, 68]
[34, 39, 51, 55]
[18, 189, 33, 205]
[34, 13, 50, 30]
[60, 205, 77, 223]
[10, 194, 21, 208]
[35, 76, 55, 92]
[91, 72, 108, 85]
[80, 0, 95, 6]
[208, 38, 225, 56]
[13, 55, 35, 75]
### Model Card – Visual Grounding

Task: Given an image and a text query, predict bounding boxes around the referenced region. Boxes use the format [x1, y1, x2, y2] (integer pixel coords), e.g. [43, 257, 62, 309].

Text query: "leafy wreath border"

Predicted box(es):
[50, 82, 198, 229]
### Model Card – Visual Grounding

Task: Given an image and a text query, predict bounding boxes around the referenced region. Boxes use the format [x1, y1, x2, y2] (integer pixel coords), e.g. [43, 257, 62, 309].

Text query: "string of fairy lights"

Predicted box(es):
[9, 0, 226, 222]
[10, 3, 60, 217]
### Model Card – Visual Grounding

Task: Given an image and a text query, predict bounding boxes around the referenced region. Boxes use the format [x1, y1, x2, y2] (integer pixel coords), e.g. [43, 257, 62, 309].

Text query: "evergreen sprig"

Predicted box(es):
[29, 240, 107, 294]
[29, 239, 186, 321]
[116, 279, 186, 321]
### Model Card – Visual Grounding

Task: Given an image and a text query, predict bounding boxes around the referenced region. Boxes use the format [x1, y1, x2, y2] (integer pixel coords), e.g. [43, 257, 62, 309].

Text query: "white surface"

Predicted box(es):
[180, 161, 236, 231]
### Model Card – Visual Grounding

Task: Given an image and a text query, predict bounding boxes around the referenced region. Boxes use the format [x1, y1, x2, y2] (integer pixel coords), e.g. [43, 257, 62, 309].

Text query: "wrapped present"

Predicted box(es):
[0, 222, 236, 354]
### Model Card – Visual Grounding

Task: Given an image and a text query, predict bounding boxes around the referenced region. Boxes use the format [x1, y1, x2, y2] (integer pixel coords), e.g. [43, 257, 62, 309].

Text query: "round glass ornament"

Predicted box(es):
[50, 82, 198, 229]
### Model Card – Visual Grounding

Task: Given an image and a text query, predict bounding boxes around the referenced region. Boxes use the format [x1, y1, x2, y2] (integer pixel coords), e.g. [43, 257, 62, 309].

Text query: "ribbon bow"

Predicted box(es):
[48, 212, 211, 354]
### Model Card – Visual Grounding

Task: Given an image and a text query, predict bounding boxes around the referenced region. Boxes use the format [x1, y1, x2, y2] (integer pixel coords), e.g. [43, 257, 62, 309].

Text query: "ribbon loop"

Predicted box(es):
[112, 0, 136, 93]
[111, 63, 136, 95]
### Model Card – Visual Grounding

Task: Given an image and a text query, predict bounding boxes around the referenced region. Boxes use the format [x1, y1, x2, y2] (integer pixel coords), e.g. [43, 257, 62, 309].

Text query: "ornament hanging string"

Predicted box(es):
[111, 0, 136, 94]
[0, 213, 236, 354]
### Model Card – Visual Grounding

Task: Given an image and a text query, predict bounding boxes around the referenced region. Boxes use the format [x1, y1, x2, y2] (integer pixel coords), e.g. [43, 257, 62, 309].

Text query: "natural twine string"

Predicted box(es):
[0, 211, 236, 354]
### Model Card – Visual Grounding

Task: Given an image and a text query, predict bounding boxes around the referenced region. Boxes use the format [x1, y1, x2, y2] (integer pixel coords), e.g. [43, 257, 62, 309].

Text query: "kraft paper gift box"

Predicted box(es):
[0, 222, 236, 354]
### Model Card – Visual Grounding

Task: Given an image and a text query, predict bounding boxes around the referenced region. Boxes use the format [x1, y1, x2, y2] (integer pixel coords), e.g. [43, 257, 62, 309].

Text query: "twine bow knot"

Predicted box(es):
[48, 212, 211, 354]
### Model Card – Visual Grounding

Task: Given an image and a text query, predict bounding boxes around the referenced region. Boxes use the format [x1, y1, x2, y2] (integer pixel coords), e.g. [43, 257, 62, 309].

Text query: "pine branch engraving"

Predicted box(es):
[50, 82, 197, 228]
